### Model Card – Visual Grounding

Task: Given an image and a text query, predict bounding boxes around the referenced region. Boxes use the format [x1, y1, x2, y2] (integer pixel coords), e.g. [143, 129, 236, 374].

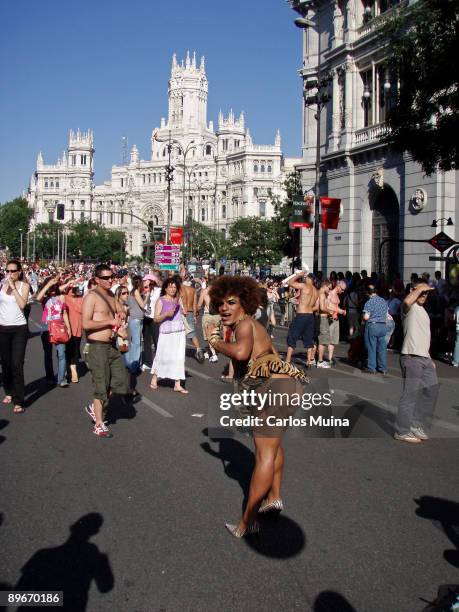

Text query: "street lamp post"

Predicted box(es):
[19, 229, 23, 260]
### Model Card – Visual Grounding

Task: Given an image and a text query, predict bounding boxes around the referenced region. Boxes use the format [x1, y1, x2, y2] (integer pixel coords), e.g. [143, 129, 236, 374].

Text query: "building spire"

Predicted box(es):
[186, 50, 190, 68]
[172, 53, 177, 72]
[275, 129, 281, 147]
[192, 50, 196, 69]
[200, 55, 206, 73]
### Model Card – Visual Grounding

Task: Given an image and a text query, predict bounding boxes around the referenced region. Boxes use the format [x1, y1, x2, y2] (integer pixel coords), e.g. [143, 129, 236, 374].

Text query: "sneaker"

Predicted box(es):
[452, 362, 459, 368]
[328, 359, 336, 366]
[308, 360, 316, 367]
[203, 351, 210, 360]
[393, 432, 422, 443]
[93, 423, 112, 438]
[85, 403, 96, 423]
[316, 361, 331, 369]
[209, 355, 218, 363]
[58, 381, 69, 388]
[410, 426, 429, 441]
[141, 364, 151, 372]
[195, 349, 205, 364]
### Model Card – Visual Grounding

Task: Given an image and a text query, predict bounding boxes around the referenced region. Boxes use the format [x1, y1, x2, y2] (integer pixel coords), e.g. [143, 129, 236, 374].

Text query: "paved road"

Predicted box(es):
[1, 308, 458, 611]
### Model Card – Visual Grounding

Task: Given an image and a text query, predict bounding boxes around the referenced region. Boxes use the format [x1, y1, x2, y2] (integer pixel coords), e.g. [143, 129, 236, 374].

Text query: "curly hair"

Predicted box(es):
[160, 275, 181, 296]
[209, 275, 264, 316]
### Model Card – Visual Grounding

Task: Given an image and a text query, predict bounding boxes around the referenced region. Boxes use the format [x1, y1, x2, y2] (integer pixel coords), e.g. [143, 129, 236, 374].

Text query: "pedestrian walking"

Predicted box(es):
[0, 260, 30, 413]
[150, 276, 188, 394]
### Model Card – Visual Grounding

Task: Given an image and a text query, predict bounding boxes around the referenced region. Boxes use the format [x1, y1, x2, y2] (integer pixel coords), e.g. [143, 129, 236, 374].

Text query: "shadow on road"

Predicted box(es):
[201, 429, 306, 558]
[313, 590, 358, 611]
[415, 496, 459, 568]
[106, 396, 137, 425]
[201, 429, 254, 511]
[23, 377, 57, 408]
[0, 419, 8, 445]
[340, 395, 394, 437]
[14, 513, 114, 611]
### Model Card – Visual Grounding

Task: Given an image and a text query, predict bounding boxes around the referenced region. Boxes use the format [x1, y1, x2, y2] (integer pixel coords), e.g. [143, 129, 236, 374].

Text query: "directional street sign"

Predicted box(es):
[159, 264, 179, 271]
[428, 231, 455, 253]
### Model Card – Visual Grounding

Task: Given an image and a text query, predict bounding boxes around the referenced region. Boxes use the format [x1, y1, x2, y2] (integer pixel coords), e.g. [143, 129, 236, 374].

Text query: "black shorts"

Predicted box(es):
[287, 313, 315, 349]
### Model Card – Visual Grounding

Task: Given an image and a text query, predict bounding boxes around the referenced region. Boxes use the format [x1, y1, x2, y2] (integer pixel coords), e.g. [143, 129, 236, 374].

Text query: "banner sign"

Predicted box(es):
[320, 197, 341, 230]
[291, 195, 314, 228]
[170, 227, 184, 245]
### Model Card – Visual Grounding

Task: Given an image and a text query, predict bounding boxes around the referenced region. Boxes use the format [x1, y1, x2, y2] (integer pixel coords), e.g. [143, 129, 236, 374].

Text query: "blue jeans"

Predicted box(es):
[55, 343, 67, 385]
[385, 319, 395, 347]
[126, 318, 142, 373]
[364, 323, 387, 372]
[453, 331, 459, 365]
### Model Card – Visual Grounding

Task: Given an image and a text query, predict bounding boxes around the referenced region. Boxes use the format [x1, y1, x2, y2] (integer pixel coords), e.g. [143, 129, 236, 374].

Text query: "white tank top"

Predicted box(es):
[0, 282, 27, 326]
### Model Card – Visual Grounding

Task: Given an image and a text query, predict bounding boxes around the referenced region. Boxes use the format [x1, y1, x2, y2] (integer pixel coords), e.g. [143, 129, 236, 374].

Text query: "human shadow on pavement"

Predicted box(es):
[0, 419, 8, 445]
[415, 496, 459, 568]
[340, 394, 394, 437]
[313, 590, 358, 611]
[105, 396, 137, 425]
[201, 428, 254, 511]
[201, 429, 306, 559]
[23, 377, 58, 408]
[14, 513, 114, 611]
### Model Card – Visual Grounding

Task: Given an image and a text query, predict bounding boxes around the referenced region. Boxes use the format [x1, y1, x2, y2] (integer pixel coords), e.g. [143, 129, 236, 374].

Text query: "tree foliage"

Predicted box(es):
[228, 216, 284, 266]
[33, 220, 125, 262]
[0, 197, 33, 257]
[383, 0, 459, 174]
[272, 171, 303, 260]
[188, 220, 230, 260]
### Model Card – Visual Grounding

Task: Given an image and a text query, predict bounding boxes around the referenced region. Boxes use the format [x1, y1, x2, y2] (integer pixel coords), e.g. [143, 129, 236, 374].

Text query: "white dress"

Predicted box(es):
[151, 297, 186, 380]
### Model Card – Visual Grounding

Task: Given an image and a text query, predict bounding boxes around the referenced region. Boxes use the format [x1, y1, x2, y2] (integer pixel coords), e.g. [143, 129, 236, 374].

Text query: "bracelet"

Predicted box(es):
[208, 329, 221, 348]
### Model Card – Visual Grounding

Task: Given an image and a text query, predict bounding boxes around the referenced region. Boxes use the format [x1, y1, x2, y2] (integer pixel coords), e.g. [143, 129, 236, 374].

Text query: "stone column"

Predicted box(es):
[330, 69, 341, 151]
[342, 58, 354, 148]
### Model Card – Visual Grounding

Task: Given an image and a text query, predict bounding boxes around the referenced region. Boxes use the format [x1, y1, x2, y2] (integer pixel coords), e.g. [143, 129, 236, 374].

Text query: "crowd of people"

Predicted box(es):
[0, 259, 455, 444]
[0, 257, 455, 536]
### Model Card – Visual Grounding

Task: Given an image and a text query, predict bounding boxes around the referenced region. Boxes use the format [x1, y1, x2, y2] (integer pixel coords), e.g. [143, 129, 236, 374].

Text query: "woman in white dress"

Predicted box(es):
[150, 276, 188, 394]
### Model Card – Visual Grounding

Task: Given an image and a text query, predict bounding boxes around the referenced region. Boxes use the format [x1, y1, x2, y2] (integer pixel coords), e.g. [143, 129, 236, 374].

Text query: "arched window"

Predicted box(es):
[44, 179, 48, 188]
[162, 148, 167, 157]
[222, 205, 226, 219]
[253, 164, 258, 173]
[260, 165, 265, 173]
[267, 165, 272, 173]
[98, 212, 103, 224]
[205, 144, 212, 156]
[259, 202, 266, 217]
[201, 208, 205, 221]
[109, 212, 113, 224]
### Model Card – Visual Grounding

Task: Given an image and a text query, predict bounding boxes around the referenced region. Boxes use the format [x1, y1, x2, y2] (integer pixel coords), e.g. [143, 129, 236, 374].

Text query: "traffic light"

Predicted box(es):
[165, 165, 175, 182]
[56, 203, 65, 220]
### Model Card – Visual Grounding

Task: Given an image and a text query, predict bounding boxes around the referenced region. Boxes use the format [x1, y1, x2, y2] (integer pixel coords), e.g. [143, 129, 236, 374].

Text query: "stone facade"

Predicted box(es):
[289, 0, 457, 280]
[27, 52, 294, 257]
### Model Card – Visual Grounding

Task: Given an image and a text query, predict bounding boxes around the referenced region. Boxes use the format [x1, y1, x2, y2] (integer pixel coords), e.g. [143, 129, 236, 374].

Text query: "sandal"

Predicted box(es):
[13, 405, 25, 414]
[2, 396, 12, 404]
[150, 384, 158, 390]
[174, 388, 189, 394]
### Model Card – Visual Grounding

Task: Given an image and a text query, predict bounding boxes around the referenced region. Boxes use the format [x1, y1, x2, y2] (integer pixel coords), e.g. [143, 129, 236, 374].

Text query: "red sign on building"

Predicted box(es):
[428, 231, 455, 253]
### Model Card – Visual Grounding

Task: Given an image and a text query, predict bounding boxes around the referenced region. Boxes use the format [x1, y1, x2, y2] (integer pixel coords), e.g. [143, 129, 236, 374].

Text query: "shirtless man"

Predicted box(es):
[197, 275, 220, 363]
[285, 272, 319, 365]
[82, 264, 128, 438]
[317, 280, 346, 368]
[180, 276, 204, 363]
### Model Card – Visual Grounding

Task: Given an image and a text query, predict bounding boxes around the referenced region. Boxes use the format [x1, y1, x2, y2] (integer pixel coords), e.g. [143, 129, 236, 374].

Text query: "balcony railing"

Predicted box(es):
[357, 1, 407, 39]
[353, 123, 389, 146]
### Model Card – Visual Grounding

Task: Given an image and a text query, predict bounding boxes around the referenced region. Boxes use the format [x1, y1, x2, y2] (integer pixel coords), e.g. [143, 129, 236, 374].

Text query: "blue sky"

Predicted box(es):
[0, 0, 303, 203]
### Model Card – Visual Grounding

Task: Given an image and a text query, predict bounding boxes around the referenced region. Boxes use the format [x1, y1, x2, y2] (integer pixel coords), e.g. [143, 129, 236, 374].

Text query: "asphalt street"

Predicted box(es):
[1, 306, 458, 611]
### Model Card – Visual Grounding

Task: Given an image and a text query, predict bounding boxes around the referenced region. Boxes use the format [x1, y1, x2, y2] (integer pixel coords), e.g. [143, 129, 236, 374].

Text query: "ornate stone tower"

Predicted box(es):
[168, 51, 208, 132]
[67, 129, 94, 175]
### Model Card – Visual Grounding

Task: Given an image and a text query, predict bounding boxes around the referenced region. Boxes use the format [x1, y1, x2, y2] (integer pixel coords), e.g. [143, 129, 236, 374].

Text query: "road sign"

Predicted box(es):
[159, 264, 179, 271]
[428, 231, 455, 253]
[154, 244, 180, 251]
[292, 195, 314, 228]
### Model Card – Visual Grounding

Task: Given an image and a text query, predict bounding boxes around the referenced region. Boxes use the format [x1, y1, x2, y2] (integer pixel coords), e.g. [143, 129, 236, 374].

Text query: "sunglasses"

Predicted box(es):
[98, 275, 114, 280]
[6, 269, 19, 273]
[120, 291, 128, 295]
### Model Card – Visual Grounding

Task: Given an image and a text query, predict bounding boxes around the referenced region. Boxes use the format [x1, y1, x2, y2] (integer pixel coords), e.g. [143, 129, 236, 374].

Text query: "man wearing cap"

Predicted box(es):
[111, 269, 130, 295]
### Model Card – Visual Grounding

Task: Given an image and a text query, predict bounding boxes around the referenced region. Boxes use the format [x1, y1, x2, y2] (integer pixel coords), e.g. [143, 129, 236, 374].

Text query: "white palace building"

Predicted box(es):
[27, 52, 299, 257]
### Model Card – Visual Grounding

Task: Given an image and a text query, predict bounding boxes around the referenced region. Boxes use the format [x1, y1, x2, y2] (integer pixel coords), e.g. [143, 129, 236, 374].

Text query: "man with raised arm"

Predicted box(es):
[285, 270, 319, 366]
[394, 281, 438, 443]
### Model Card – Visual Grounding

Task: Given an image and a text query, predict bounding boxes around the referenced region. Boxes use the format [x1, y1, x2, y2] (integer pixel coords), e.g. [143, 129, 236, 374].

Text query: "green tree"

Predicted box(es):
[228, 217, 283, 266]
[188, 220, 230, 261]
[0, 197, 33, 257]
[34, 222, 60, 259]
[66, 220, 125, 262]
[383, 0, 459, 174]
[272, 171, 303, 261]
